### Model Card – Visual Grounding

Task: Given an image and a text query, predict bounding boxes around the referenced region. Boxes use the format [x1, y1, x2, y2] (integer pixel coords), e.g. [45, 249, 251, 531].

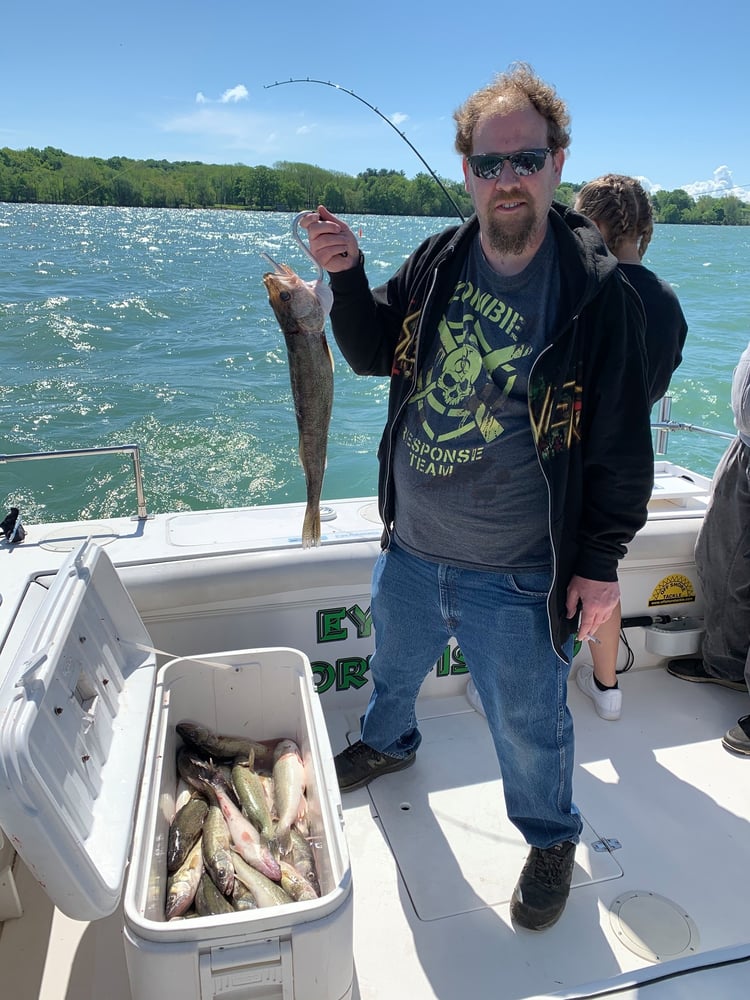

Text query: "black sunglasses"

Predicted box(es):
[467, 148, 552, 179]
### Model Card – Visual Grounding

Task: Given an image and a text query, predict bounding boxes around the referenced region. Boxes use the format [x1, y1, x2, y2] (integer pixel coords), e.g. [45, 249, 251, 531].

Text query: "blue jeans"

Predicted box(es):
[360, 541, 582, 849]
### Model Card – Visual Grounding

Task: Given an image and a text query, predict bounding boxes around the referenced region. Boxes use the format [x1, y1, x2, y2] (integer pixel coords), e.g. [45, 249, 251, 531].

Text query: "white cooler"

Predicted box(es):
[0, 539, 353, 1000]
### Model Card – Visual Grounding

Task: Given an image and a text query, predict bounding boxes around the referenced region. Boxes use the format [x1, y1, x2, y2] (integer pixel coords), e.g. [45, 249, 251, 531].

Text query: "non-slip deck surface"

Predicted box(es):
[2, 664, 749, 1000]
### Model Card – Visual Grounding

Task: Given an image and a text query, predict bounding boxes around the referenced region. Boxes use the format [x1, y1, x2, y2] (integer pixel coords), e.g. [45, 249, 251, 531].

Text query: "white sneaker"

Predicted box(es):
[575, 664, 622, 721]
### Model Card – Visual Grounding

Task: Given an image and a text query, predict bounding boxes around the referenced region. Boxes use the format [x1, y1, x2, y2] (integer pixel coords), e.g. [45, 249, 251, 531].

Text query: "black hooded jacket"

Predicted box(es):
[328, 204, 654, 654]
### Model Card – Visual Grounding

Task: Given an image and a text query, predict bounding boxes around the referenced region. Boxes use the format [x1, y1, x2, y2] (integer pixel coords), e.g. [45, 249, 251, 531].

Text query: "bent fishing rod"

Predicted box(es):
[263, 78, 466, 222]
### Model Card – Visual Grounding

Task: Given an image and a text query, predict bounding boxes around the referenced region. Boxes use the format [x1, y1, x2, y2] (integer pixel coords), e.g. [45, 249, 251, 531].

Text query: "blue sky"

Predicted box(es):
[3, 0, 749, 201]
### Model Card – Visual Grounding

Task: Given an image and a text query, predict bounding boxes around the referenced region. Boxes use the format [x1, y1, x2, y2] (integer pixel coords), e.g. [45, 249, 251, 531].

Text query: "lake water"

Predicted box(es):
[2, 203, 749, 524]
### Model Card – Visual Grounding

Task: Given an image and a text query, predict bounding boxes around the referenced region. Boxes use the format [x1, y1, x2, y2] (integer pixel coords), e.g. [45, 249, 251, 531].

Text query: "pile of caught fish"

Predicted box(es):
[165, 721, 321, 920]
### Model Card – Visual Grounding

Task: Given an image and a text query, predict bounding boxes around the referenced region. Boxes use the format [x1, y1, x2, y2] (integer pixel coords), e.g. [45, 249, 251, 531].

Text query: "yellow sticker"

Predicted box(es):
[648, 574, 696, 607]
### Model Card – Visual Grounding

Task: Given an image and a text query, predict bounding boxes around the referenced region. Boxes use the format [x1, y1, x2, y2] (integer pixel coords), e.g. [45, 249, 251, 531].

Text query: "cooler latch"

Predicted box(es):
[199, 937, 294, 999]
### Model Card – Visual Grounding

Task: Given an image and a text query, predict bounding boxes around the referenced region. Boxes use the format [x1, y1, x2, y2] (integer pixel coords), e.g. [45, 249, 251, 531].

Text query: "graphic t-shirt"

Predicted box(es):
[393, 228, 559, 570]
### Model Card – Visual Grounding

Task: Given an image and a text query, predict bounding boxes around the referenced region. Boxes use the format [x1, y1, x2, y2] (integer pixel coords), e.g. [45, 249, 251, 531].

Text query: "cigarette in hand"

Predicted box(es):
[580, 635, 601, 645]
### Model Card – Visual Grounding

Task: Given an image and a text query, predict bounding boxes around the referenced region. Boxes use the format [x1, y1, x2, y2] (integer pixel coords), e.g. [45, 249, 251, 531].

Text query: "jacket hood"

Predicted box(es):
[551, 201, 618, 277]
[548, 202, 619, 323]
[442, 203, 617, 284]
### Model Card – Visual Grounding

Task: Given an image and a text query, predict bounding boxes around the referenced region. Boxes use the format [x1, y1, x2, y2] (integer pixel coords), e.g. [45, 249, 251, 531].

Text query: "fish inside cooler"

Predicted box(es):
[123, 648, 353, 1000]
[165, 725, 323, 920]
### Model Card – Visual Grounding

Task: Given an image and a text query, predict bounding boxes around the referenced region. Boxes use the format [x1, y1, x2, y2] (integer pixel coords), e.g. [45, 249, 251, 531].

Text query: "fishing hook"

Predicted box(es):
[261, 211, 323, 281]
[292, 211, 324, 281]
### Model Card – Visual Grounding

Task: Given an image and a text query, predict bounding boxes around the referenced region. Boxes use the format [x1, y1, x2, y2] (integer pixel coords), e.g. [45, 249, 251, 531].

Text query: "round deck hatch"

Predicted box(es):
[39, 522, 119, 551]
[358, 502, 381, 524]
[609, 890, 700, 961]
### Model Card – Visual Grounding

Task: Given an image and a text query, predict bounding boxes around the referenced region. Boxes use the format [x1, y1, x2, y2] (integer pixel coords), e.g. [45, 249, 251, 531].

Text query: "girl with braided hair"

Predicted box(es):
[574, 174, 688, 720]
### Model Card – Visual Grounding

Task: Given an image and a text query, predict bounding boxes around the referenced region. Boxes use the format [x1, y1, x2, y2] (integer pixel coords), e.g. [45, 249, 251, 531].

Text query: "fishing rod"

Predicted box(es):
[263, 78, 466, 222]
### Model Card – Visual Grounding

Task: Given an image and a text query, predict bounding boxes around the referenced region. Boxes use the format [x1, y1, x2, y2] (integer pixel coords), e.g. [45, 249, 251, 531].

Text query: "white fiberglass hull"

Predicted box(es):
[1, 461, 748, 999]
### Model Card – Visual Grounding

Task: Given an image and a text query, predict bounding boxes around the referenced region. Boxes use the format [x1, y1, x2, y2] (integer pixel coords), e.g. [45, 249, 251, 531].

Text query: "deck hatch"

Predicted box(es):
[610, 890, 700, 961]
[358, 709, 622, 921]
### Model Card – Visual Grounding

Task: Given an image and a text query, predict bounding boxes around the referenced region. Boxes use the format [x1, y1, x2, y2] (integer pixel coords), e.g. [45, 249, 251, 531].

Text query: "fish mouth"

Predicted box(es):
[261, 251, 288, 274]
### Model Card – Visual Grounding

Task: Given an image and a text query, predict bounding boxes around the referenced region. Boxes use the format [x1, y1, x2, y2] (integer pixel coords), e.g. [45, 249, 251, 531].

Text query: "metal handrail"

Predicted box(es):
[0, 444, 148, 520]
[652, 420, 735, 440]
[0, 416, 736, 524]
[652, 395, 735, 456]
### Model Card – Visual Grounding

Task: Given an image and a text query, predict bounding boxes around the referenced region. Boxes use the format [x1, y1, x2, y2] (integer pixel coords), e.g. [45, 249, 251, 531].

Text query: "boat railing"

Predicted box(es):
[652, 395, 734, 455]
[0, 400, 737, 528]
[0, 444, 148, 521]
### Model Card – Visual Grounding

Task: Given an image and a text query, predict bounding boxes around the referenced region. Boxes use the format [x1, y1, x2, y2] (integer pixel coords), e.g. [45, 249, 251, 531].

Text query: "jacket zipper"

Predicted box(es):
[530, 313, 580, 658]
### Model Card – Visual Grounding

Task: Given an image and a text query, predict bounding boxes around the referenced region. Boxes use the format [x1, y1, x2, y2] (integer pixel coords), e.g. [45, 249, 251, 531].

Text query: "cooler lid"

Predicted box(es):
[0, 538, 156, 921]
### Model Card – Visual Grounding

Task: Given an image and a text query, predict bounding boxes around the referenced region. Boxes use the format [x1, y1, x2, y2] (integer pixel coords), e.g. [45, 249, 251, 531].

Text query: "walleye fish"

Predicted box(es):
[177, 746, 221, 794]
[176, 720, 267, 764]
[167, 794, 209, 873]
[259, 773, 277, 817]
[165, 838, 203, 920]
[262, 213, 335, 548]
[231, 880, 259, 911]
[289, 827, 321, 895]
[194, 870, 235, 917]
[231, 850, 294, 908]
[202, 803, 235, 896]
[272, 738, 306, 853]
[186, 758, 282, 882]
[279, 859, 319, 902]
[174, 779, 194, 813]
[232, 758, 277, 847]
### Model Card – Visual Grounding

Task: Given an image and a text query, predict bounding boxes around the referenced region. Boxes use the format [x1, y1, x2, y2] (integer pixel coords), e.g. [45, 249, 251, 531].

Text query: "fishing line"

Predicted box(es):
[264, 78, 466, 222]
[124, 639, 241, 671]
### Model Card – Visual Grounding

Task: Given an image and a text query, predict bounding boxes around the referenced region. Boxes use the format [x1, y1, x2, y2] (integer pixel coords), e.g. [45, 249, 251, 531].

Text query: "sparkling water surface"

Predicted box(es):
[2, 204, 748, 523]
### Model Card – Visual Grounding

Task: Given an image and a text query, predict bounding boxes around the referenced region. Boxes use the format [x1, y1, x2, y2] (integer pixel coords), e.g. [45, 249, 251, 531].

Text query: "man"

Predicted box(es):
[301, 63, 653, 931]
[667, 341, 750, 755]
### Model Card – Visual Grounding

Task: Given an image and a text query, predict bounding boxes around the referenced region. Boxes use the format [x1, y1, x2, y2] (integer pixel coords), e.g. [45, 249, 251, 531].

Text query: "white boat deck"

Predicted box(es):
[2, 663, 749, 1000]
[1, 459, 748, 999]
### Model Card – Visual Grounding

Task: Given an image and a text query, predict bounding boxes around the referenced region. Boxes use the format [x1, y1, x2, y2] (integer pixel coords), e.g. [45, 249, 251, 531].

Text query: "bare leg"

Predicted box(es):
[576, 603, 622, 719]
[590, 602, 621, 687]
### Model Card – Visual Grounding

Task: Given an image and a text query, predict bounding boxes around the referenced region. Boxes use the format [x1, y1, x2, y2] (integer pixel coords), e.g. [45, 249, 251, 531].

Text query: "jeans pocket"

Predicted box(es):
[507, 571, 551, 598]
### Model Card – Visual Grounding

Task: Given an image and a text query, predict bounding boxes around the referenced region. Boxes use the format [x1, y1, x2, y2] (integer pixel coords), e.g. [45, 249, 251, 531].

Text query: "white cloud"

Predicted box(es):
[390, 112, 409, 126]
[220, 85, 249, 104]
[296, 124, 315, 135]
[681, 165, 750, 202]
[194, 85, 249, 105]
[635, 176, 660, 194]
[636, 166, 749, 203]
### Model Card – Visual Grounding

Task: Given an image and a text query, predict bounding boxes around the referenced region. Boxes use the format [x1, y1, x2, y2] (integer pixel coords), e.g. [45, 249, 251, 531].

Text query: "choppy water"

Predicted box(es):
[2, 204, 749, 523]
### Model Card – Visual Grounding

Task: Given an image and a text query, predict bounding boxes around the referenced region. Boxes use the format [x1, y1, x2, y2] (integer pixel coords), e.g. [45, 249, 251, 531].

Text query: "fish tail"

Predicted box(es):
[302, 504, 321, 548]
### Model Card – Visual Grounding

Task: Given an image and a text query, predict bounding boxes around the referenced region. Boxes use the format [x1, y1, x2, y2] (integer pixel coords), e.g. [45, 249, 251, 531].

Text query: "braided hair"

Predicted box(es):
[575, 174, 653, 259]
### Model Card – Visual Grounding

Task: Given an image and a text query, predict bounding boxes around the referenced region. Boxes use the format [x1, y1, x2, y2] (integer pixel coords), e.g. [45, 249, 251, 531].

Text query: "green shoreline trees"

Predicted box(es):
[1, 146, 747, 225]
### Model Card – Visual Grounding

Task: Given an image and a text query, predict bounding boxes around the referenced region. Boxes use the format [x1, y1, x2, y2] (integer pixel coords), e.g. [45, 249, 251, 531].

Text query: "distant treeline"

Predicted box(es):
[1, 146, 748, 225]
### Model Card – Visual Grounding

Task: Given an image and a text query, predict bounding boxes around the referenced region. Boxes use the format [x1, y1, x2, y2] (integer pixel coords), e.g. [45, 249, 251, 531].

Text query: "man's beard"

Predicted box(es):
[483, 198, 541, 257]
